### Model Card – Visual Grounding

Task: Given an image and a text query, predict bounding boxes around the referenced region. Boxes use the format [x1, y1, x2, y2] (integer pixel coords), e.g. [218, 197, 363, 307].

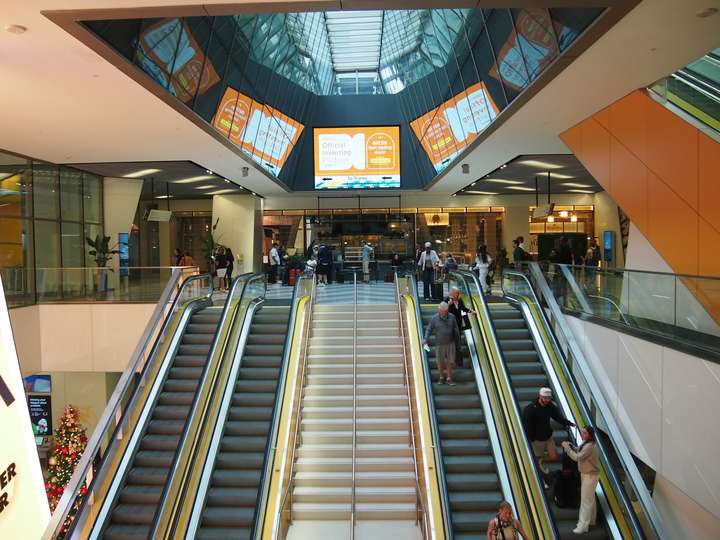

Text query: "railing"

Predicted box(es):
[267, 275, 316, 539]
[539, 262, 720, 357]
[2, 266, 199, 308]
[394, 273, 431, 538]
[43, 269, 210, 540]
[448, 270, 557, 540]
[351, 272, 358, 539]
[401, 274, 453, 539]
[152, 272, 266, 538]
[503, 265, 668, 539]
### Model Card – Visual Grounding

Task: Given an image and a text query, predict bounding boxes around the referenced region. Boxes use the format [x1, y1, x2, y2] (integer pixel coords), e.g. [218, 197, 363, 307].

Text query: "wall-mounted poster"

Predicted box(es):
[27, 396, 52, 438]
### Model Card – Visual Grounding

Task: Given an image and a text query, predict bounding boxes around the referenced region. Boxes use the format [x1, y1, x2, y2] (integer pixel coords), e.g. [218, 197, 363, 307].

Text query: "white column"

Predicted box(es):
[103, 177, 143, 268]
[212, 194, 264, 274]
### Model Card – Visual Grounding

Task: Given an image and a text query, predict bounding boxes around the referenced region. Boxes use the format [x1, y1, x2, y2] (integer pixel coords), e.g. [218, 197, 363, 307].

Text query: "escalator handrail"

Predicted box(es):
[43, 269, 210, 540]
[450, 270, 558, 540]
[252, 275, 311, 538]
[404, 273, 455, 540]
[151, 272, 266, 538]
[504, 265, 668, 539]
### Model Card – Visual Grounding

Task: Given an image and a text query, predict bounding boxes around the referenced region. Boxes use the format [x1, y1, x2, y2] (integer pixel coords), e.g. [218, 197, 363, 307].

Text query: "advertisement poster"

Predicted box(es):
[0, 277, 50, 536]
[27, 396, 52, 438]
[212, 86, 304, 176]
[138, 18, 221, 102]
[410, 82, 499, 173]
[314, 126, 401, 189]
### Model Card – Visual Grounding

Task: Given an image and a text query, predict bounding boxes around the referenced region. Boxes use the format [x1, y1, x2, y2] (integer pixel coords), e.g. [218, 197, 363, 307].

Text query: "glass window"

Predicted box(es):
[33, 162, 59, 220]
[83, 174, 103, 223]
[84, 223, 104, 267]
[0, 217, 33, 307]
[60, 168, 83, 222]
[61, 222, 85, 296]
[34, 220, 60, 300]
[549, 8, 604, 52]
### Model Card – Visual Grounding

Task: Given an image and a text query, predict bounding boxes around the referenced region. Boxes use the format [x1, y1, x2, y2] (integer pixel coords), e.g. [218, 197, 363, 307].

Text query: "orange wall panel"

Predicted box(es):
[698, 132, 720, 233]
[699, 218, 720, 277]
[644, 96, 699, 209]
[580, 119, 612, 193]
[595, 105, 612, 131]
[610, 137, 648, 231]
[560, 125, 583, 159]
[609, 91, 647, 163]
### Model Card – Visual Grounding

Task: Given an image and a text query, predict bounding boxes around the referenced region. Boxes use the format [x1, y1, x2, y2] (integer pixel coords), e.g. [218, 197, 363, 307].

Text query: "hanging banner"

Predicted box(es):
[410, 81, 499, 173]
[0, 277, 50, 536]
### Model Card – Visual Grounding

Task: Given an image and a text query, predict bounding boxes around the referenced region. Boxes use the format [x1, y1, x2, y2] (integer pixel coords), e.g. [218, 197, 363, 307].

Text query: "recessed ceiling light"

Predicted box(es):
[464, 190, 498, 195]
[561, 182, 592, 188]
[173, 175, 215, 184]
[205, 169, 213, 174]
[124, 168, 161, 178]
[549, 173, 574, 179]
[517, 159, 562, 169]
[5, 25, 27, 34]
[506, 186, 536, 191]
[567, 189, 594, 194]
[155, 195, 173, 199]
[500, 164, 507, 169]
[207, 189, 237, 195]
[485, 179, 524, 185]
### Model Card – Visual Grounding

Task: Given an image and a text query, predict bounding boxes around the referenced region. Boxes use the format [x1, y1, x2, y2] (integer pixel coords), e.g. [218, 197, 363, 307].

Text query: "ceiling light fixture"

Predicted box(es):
[517, 159, 562, 169]
[206, 189, 238, 195]
[173, 175, 215, 184]
[500, 164, 507, 169]
[570, 215, 578, 223]
[485, 179, 524, 185]
[506, 186, 536, 191]
[195, 185, 215, 190]
[567, 189, 594, 194]
[549, 173, 574, 179]
[559, 210, 569, 218]
[561, 182, 592, 188]
[155, 195, 173, 199]
[463, 190, 498, 195]
[547, 215, 555, 223]
[124, 168, 161, 178]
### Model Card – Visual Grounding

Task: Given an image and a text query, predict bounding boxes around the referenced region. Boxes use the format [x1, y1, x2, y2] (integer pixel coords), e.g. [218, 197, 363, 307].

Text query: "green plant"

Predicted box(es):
[200, 217, 224, 266]
[86, 235, 121, 267]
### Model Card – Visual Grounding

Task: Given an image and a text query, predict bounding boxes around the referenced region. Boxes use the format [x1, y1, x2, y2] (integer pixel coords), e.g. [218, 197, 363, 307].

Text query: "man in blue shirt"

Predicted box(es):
[361, 240, 374, 283]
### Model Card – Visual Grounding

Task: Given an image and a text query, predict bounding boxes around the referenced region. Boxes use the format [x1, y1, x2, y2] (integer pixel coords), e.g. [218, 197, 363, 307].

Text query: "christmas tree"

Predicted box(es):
[45, 405, 89, 538]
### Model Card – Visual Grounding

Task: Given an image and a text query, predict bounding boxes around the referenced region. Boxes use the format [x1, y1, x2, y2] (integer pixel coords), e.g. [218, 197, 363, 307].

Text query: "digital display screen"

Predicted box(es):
[410, 82, 499, 173]
[314, 126, 401, 189]
[212, 87, 304, 176]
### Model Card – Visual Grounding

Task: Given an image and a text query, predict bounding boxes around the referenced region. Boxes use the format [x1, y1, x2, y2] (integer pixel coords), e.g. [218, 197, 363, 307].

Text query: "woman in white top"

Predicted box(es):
[474, 245, 493, 294]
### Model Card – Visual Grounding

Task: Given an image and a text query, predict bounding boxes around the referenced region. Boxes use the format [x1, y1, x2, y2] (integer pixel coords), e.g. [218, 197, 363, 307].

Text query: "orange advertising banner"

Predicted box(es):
[212, 86, 304, 174]
[314, 126, 401, 189]
[138, 19, 220, 102]
[410, 81, 499, 172]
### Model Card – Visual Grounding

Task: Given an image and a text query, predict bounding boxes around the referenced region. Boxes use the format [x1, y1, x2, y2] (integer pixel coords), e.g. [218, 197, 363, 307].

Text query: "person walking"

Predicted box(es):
[225, 248, 234, 288]
[445, 286, 474, 368]
[361, 240, 374, 284]
[269, 242, 281, 284]
[214, 247, 230, 290]
[422, 302, 460, 386]
[417, 242, 440, 301]
[317, 243, 332, 287]
[486, 501, 528, 540]
[474, 245, 493, 295]
[522, 387, 575, 474]
[277, 244, 288, 285]
[561, 426, 600, 534]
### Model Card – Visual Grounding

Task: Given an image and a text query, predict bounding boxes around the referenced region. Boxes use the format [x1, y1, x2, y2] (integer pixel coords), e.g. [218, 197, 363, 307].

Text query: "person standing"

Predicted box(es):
[474, 245, 493, 295]
[417, 242, 440, 301]
[522, 387, 575, 474]
[277, 244, 288, 285]
[225, 248, 234, 289]
[562, 426, 599, 534]
[445, 286, 474, 368]
[486, 501, 528, 540]
[361, 240, 374, 284]
[269, 242, 281, 284]
[422, 302, 460, 386]
[317, 243, 332, 287]
[214, 247, 229, 291]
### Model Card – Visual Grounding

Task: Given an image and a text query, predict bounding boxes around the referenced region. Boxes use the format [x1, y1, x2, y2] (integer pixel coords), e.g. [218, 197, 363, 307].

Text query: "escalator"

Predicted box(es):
[193, 301, 291, 539]
[102, 304, 223, 540]
[418, 304, 507, 539]
[487, 301, 607, 539]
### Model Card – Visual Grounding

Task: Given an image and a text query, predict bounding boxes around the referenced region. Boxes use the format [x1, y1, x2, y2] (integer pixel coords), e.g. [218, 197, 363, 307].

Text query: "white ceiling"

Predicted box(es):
[1, 0, 718, 198]
[433, 0, 720, 193]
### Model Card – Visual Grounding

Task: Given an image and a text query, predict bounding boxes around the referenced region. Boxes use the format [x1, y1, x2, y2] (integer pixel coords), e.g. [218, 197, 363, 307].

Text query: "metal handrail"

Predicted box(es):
[273, 276, 316, 539]
[351, 272, 358, 539]
[394, 273, 430, 539]
[504, 266, 668, 539]
[44, 270, 209, 540]
[585, 294, 632, 325]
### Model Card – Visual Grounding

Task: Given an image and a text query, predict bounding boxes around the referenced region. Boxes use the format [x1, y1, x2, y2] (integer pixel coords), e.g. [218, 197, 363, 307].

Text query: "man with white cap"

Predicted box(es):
[417, 241, 440, 301]
[522, 387, 575, 473]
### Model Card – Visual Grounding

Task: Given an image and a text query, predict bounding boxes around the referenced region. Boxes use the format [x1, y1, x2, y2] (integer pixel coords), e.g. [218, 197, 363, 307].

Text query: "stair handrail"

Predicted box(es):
[45, 270, 211, 540]
[351, 272, 358, 539]
[450, 270, 558, 540]
[269, 275, 316, 539]
[394, 273, 431, 539]
[504, 265, 668, 539]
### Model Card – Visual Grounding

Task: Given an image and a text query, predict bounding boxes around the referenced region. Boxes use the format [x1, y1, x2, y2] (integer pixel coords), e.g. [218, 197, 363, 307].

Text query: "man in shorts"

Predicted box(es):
[523, 387, 575, 475]
[422, 302, 460, 386]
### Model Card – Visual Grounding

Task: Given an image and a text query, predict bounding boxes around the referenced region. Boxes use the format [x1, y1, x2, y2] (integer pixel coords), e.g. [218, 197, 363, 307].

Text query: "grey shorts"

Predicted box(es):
[435, 343, 456, 366]
[532, 437, 556, 458]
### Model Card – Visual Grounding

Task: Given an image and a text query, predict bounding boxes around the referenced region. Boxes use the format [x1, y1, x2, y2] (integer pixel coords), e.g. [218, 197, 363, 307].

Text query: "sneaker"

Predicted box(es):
[446, 379, 456, 386]
[572, 527, 588, 534]
[438, 377, 445, 385]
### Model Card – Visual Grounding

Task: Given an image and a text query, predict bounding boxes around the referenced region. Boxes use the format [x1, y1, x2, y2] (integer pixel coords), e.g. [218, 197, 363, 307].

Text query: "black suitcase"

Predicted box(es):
[553, 438, 580, 508]
[431, 281, 444, 301]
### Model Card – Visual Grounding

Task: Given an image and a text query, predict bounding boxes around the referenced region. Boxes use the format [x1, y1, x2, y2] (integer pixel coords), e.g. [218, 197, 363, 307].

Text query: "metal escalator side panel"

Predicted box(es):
[80, 297, 207, 540]
[397, 277, 449, 540]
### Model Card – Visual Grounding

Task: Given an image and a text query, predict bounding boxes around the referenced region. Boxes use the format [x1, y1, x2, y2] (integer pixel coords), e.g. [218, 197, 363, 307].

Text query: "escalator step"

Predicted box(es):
[232, 392, 275, 407]
[206, 487, 259, 506]
[157, 391, 195, 406]
[211, 468, 262, 487]
[164, 379, 198, 393]
[169, 366, 204, 379]
[223, 420, 270, 436]
[196, 528, 251, 540]
[227, 406, 272, 421]
[241, 356, 283, 368]
[118, 485, 162, 505]
[443, 455, 497, 472]
[126, 467, 168, 486]
[110, 504, 155, 524]
[221, 436, 268, 452]
[498, 339, 535, 351]
[146, 419, 184, 435]
[174, 355, 208, 368]
[449, 491, 503, 510]
[215, 451, 265, 469]
[153, 404, 191, 420]
[103, 524, 151, 540]
[441, 439, 491, 456]
[445, 473, 499, 491]
[235, 380, 277, 393]
[134, 450, 174, 468]
[142, 434, 180, 451]
[439, 423, 488, 439]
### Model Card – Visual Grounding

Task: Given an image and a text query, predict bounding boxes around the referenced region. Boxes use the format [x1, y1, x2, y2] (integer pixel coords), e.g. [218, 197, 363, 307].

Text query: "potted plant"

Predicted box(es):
[86, 234, 122, 293]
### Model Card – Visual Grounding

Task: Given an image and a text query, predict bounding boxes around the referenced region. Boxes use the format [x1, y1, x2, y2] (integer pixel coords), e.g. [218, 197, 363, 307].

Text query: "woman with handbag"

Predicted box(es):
[562, 426, 600, 534]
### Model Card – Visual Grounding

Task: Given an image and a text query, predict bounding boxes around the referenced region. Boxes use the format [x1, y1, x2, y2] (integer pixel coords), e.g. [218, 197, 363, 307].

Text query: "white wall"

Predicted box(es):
[10, 303, 154, 373]
[566, 314, 720, 531]
[103, 177, 143, 269]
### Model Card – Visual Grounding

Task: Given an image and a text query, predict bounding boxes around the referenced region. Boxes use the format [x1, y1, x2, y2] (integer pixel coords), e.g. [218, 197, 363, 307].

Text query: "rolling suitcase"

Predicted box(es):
[553, 431, 580, 508]
[431, 281, 444, 301]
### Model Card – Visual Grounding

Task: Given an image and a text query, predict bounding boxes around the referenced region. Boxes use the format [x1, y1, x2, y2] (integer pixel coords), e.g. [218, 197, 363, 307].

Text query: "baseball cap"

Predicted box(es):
[425, 241, 432, 247]
[539, 387, 552, 397]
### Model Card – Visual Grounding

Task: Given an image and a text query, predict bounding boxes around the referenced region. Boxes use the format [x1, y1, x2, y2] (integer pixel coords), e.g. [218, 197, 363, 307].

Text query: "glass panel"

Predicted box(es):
[33, 162, 59, 220]
[61, 222, 85, 297]
[548, 8, 605, 52]
[83, 174, 103, 223]
[35, 220, 61, 300]
[0, 168, 32, 219]
[509, 8, 559, 82]
[60, 168, 83, 222]
[0, 217, 33, 307]
[483, 8, 529, 102]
